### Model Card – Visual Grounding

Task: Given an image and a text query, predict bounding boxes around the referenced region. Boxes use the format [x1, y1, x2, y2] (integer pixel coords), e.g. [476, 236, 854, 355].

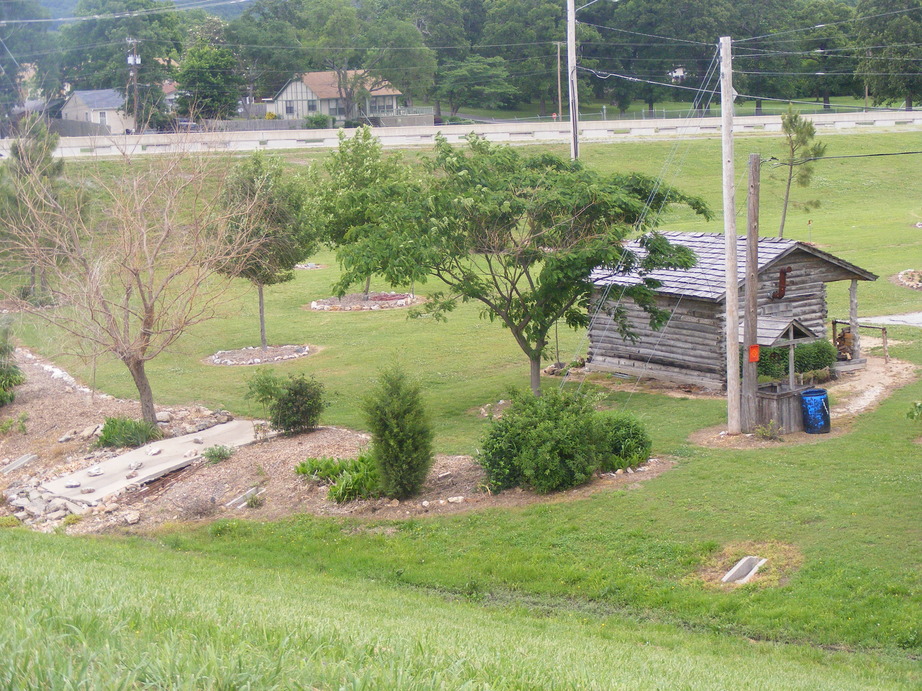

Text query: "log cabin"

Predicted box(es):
[587, 232, 877, 389]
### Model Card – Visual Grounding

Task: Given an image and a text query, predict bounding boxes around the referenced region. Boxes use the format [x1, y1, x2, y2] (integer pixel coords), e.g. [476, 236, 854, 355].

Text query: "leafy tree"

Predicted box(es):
[478, 0, 563, 113]
[607, 0, 731, 114]
[796, 0, 861, 109]
[363, 365, 434, 499]
[1, 116, 65, 299]
[60, 0, 183, 119]
[777, 108, 826, 238]
[176, 43, 244, 120]
[0, 0, 56, 134]
[221, 153, 314, 350]
[433, 56, 515, 116]
[315, 127, 424, 298]
[728, 0, 799, 114]
[857, 0, 922, 110]
[226, 1, 311, 104]
[401, 136, 709, 395]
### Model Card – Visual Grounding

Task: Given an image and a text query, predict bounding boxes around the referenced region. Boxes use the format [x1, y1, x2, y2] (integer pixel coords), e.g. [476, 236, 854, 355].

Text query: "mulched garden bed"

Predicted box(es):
[206, 344, 313, 366]
[309, 292, 424, 312]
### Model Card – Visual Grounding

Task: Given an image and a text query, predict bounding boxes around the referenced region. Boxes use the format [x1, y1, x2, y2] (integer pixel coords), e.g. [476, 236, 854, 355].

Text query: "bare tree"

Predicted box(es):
[0, 134, 265, 424]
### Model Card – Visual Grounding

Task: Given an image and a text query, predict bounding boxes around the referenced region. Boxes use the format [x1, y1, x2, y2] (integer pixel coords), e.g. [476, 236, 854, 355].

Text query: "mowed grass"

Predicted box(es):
[0, 529, 916, 690]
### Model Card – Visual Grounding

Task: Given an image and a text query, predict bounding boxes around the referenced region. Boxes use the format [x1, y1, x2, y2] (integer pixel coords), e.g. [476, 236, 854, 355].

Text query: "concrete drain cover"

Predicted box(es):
[721, 556, 767, 584]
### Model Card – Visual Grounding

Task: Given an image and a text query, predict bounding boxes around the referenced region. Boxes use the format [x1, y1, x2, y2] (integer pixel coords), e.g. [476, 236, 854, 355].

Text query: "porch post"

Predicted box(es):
[849, 279, 861, 360]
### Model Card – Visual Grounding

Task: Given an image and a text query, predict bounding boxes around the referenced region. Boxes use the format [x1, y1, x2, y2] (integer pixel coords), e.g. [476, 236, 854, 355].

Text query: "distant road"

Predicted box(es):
[3, 110, 921, 159]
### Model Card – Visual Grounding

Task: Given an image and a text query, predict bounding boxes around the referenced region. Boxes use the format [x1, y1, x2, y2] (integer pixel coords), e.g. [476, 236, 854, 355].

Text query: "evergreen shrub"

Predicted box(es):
[362, 366, 433, 499]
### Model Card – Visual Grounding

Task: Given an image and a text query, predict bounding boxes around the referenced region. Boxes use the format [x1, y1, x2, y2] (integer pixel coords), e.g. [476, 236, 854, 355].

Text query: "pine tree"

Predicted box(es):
[363, 366, 434, 499]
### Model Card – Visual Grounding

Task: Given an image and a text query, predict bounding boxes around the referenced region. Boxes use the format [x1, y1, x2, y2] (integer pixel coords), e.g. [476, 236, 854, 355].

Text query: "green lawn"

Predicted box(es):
[3, 130, 921, 686]
[446, 96, 871, 121]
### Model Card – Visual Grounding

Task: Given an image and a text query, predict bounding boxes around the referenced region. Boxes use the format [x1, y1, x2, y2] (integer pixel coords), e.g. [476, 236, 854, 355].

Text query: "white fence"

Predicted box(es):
[3, 109, 921, 159]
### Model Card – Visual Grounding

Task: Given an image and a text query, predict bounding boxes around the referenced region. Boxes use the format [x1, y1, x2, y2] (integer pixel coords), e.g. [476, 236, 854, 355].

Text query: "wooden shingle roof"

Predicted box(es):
[591, 232, 877, 302]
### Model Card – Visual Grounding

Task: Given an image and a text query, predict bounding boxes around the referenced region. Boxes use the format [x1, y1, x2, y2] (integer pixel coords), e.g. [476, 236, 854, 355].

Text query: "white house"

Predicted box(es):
[267, 70, 402, 123]
[60, 89, 135, 134]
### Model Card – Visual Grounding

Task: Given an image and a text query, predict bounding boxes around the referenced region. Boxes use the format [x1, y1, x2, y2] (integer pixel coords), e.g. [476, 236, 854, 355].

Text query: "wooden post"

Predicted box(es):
[720, 36, 740, 435]
[556, 42, 563, 118]
[882, 327, 889, 363]
[788, 326, 796, 390]
[849, 279, 860, 361]
[742, 153, 760, 433]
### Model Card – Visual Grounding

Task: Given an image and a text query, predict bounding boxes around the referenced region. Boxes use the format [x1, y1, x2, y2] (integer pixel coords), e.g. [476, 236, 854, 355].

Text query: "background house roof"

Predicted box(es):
[67, 89, 125, 110]
[284, 70, 402, 100]
[591, 232, 877, 302]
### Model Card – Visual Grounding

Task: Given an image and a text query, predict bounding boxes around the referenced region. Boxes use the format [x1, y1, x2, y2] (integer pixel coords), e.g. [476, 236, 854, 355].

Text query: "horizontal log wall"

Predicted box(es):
[587, 295, 724, 385]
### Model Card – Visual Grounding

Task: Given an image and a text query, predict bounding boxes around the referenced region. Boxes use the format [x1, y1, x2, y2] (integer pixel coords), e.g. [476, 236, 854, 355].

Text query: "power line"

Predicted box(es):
[578, 21, 712, 47]
[733, 5, 922, 44]
[0, 0, 255, 25]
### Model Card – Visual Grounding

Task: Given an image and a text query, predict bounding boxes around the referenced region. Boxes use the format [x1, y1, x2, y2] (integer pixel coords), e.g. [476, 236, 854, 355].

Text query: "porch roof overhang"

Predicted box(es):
[739, 317, 818, 347]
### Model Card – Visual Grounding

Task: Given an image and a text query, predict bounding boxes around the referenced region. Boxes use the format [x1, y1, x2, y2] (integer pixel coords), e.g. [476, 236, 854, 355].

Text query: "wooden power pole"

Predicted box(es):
[720, 36, 740, 435]
[567, 0, 579, 159]
[742, 153, 760, 433]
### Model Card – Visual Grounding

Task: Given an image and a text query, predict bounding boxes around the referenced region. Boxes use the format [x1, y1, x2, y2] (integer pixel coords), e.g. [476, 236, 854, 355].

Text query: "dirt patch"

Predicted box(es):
[205, 344, 316, 367]
[308, 292, 424, 312]
[688, 354, 918, 450]
[0, 348, 674, 534]
[695, 541, 804, 588]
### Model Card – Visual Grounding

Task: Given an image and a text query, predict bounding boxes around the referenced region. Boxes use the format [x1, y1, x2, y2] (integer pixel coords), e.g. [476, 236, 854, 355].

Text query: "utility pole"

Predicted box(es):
[555, 42, 563, 118]
[720, 35, 740, 435]
[127, 38, 140, 133]
[567, 0, 579, 159]
[742, 153, 760, 433]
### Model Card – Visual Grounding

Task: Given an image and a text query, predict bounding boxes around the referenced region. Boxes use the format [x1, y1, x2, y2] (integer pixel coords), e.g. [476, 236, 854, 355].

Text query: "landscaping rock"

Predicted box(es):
[45, 510, 68, 521]
[447, 496, 464, 504]
[156, 411, 172, 423]
[123, 511, 141, 525]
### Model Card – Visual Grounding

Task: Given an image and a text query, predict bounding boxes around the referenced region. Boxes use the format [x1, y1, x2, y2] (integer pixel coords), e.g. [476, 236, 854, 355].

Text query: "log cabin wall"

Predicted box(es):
[587, 294, 726, 389]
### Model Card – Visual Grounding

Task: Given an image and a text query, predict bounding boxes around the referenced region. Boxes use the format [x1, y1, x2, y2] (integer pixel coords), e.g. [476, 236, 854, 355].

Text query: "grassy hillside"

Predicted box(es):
[2, 129, 920, 687]
[0, 529, 917, 689]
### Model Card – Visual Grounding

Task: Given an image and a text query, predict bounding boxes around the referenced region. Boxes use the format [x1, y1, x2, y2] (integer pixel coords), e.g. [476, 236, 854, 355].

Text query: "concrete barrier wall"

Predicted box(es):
[2, 110, 921, 159]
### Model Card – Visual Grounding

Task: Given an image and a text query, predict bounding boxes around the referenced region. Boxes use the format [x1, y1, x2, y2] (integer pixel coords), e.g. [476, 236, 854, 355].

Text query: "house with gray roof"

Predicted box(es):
[587, 232, 877, 389]
[60, 89, 135, 134]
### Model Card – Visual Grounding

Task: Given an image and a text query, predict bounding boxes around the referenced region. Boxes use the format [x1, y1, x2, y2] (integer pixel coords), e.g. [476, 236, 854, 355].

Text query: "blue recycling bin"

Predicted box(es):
[800, 388, 830, 434]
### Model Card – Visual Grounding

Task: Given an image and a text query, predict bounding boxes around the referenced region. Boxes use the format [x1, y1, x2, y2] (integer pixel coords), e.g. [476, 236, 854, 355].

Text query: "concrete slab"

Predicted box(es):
[1, 453, 38, 475]
[722, 556, 768, 584]
[41, 420, 263, 505]
[862, 312, 922, 327]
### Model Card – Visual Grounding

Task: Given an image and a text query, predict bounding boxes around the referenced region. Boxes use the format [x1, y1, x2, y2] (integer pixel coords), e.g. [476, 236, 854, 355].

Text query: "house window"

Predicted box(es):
[307, 100, 317, 112]
[285, 100, 294, 115]
[99, 111, 107, 126]
[84, 112, 90, 122]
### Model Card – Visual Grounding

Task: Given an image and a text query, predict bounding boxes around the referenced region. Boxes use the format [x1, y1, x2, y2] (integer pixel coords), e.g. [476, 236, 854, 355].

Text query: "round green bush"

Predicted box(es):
[591, 412, 652, 472]
[478, 389, 599, 494]
[270, 375, 326, 434]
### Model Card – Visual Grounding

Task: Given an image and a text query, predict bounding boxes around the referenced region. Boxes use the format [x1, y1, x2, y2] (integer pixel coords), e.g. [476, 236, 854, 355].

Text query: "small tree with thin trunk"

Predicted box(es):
[777, 108, 826, 238]
[220, 153, 315, 350]
[331, 134, 710, 396]
[0, 144, 266, 425]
